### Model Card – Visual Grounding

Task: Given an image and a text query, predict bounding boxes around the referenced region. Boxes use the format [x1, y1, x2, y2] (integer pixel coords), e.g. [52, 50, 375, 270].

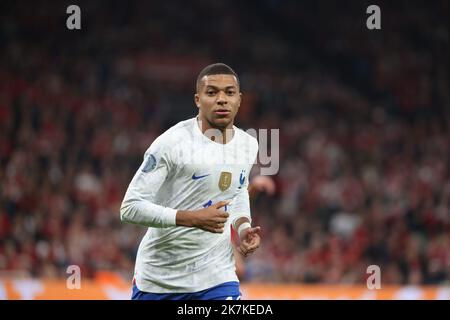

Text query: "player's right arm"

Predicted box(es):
[120, 139, 229, 233]
[119, 144, 178, 228]
[176, 201, 230, 233]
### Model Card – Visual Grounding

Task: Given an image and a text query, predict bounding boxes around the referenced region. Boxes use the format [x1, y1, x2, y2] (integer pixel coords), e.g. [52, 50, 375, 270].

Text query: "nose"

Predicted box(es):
[217, 91, 227, 105]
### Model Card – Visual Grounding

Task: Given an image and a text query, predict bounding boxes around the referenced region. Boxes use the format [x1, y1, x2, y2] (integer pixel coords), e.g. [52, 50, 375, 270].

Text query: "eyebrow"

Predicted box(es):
[204, 85, 237, 91]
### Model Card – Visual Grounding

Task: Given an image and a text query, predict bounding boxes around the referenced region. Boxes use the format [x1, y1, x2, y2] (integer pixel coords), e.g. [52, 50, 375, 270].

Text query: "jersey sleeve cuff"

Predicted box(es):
[162, 207, 178, 227]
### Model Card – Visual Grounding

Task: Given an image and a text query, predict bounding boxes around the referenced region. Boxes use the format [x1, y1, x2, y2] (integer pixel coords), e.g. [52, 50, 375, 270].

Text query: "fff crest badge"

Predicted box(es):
[218, 172, 232, 191]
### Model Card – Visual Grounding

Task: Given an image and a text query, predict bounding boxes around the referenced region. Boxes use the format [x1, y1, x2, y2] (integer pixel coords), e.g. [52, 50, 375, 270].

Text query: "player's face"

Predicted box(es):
[195, 74, 241, 130]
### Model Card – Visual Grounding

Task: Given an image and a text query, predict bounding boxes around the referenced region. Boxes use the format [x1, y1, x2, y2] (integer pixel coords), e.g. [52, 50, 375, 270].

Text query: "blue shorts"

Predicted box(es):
[131, 281, 241, 300]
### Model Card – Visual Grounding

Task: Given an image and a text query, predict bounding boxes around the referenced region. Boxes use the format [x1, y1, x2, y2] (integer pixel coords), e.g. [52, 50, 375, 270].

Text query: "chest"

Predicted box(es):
[174, 143, 250, 196]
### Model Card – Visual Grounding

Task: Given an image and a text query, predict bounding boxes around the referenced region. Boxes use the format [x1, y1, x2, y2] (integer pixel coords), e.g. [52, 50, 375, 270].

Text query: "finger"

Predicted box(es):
[216, 217, 228, 223]
[244, 248, 255, 255]
[214, 200, 230, 209]
[237, 246, 246, 256]
[213, 227, 224, 233]
[240, 241, 259, 251]
[241, 237, 260, 249]
[238, 246, 249, 257]
[245, 233, 261, 242]
[245, 243, 260, 251]
[245, 243, 260, 252]
[246, 226, 261, 236]
[217, 211, 229, 218]
[204, 226, 224, 234]
[241, 232, 260, 245]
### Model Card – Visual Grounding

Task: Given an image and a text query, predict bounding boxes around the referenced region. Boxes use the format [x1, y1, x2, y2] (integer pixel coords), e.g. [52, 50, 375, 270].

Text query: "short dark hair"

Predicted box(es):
[196, 63, 240, 92]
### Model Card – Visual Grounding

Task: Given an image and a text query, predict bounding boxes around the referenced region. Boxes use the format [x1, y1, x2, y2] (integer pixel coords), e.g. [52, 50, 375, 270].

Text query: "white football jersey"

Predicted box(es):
[120, 117, 259, 293]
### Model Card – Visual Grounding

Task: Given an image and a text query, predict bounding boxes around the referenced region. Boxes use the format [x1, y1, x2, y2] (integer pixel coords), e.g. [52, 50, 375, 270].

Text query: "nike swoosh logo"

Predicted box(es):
[192, 173, 210, 180]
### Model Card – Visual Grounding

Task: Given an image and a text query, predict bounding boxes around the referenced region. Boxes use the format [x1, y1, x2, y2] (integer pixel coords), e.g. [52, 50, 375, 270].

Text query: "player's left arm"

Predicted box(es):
[230, 137, 261, 257]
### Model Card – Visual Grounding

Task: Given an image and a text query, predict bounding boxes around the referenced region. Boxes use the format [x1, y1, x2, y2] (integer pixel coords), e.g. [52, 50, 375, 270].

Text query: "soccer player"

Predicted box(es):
[120, 63, 261, 300]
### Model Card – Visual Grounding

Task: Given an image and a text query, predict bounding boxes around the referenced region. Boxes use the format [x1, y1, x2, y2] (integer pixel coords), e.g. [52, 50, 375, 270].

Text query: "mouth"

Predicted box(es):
[214, 109, 231, 116]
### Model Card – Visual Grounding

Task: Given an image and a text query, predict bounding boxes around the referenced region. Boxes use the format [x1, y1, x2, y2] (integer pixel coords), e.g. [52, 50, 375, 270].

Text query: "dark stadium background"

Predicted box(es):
[0, 0, 448, 299]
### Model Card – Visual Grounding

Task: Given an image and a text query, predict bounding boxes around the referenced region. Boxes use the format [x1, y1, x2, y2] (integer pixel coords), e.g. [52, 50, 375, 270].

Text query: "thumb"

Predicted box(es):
[246, 226, 261, 236]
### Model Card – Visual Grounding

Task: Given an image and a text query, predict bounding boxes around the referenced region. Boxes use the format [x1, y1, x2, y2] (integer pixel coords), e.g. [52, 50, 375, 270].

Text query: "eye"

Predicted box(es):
[227, 90, 236, 96]
[206, 90, 216, 96]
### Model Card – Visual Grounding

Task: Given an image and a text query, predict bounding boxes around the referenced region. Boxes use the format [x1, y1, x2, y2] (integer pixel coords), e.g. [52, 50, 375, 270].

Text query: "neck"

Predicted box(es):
[197, 115, 234, 144]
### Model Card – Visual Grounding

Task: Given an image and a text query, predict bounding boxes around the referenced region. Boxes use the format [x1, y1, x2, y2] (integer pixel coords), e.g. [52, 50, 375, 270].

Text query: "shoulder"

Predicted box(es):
[234, 126, 259, 152]
[145, 118, 195, 155]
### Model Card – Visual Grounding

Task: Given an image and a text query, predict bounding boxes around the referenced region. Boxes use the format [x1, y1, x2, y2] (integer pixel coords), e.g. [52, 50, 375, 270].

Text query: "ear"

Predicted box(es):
[194, 93, 200, 108]
[238, 92, 242, 109]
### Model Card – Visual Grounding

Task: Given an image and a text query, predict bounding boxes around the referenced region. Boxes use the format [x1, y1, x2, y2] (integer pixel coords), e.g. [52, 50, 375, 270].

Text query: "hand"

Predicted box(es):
[237, 226, 261, 257]
[189, 200, 230, 233]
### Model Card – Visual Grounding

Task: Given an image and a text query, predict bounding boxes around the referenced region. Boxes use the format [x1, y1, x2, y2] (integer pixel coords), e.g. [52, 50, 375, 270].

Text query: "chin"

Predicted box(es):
[212, 117, 232, 128]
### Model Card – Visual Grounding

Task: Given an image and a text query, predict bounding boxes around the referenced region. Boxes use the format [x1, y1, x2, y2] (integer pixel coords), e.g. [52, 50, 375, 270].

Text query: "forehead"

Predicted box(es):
[200, 74, 239, 88]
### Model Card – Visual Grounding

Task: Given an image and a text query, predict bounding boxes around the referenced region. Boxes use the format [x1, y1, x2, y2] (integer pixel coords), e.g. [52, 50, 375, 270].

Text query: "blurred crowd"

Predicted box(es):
[0, 0, 449, 284]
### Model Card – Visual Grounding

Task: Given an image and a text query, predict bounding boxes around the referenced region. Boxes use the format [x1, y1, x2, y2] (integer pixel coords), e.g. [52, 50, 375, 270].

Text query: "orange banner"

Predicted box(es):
[241, 283, 450, 300]
[0, 278, 448, 300]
